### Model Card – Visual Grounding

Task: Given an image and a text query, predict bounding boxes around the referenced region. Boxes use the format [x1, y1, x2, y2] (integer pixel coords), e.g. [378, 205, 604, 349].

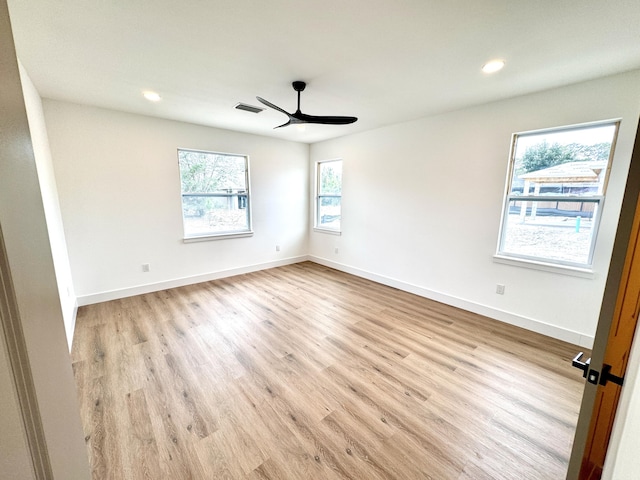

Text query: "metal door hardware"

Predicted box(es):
[572, 353, 624, 387]
[572, 352, 591, 378]
[599, 364, 624, 387]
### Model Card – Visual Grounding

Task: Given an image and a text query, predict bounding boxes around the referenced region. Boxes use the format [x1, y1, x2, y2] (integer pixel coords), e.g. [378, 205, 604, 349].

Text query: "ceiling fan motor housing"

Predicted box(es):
[292, 81, 306, 92]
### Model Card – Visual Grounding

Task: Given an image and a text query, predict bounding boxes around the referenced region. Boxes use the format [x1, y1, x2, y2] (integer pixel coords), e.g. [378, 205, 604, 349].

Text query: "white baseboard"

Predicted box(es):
[75, 253, 594, 349]
[308, 255, 594, 349]
[76, 255, 310, 306]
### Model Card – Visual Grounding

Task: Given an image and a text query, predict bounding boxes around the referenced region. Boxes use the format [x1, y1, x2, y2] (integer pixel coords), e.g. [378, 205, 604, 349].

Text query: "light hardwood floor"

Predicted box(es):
[71, 262, 588, 479]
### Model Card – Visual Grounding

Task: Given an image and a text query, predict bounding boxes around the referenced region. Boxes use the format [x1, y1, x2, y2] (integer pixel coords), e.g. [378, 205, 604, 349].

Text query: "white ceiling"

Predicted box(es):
[7, 0, 640, 144]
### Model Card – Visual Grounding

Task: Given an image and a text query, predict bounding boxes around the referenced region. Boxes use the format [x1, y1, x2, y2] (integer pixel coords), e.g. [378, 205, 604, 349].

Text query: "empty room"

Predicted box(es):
[2, 1, 640, 479]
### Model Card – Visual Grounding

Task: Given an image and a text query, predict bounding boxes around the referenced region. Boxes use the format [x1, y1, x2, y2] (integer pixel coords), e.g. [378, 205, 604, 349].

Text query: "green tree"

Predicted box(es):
[178, 151, 247, 216]
[565, 142, 612, 162]
[320, 164, 342, 194]
[179, 151, 245, 193]
[520, 141, 575, 173]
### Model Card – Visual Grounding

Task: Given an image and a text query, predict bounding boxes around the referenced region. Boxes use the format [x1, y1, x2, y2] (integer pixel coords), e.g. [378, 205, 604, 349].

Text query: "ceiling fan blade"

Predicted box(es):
[256, 96, 291, 117]
[258, 84, 358, 128]
[293, 112, 358, 125]
[273, 119, 292, 129]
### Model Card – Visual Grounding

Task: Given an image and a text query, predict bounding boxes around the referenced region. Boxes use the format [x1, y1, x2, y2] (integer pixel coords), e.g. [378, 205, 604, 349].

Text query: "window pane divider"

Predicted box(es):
[182, 193, 247, 198]
[507, 195, 603, 202]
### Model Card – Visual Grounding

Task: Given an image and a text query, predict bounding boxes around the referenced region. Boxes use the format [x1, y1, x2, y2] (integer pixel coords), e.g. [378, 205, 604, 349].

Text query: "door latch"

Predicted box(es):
[599, 364, 624, 387]
[572, 353, 624, 387]
[572, 352, 591, 378]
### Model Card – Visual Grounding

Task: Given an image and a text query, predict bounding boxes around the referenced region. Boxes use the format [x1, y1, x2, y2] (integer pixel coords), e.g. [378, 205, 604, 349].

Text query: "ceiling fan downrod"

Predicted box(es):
[292, 81, 306, 113]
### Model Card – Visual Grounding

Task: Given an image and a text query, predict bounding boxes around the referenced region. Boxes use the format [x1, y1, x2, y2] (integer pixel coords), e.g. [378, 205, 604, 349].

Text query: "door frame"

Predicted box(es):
[567, 119, 640, 478]
[0, 224, 53, 478]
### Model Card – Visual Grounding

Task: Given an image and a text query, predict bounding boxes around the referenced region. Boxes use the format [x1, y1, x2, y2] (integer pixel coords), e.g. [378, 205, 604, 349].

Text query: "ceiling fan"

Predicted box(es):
[257, 81, 358, 129]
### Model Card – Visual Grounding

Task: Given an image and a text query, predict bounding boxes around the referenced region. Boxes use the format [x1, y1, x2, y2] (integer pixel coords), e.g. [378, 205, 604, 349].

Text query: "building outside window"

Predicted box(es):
[316, 159, 342, 233]
[496, 121, 619, 269]
[178, 149, 251, 239]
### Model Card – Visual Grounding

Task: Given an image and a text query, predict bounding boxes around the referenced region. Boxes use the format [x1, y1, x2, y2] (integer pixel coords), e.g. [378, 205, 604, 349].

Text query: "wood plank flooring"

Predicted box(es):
[71, 261, 588, 479]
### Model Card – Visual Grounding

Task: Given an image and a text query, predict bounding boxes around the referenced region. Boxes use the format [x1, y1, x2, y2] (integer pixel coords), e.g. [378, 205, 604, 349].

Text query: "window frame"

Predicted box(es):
[495, 120, 620, 271]
[314, 159, 343, 235]
[178, 148, 253, 242]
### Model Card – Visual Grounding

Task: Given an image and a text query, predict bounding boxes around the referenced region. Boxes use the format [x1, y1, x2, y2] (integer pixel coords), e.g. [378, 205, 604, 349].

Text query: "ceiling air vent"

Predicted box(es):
[234, 102, 264, 114]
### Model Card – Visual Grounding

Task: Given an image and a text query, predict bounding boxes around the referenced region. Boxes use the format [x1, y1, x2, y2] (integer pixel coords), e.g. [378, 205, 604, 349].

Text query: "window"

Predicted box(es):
[178, 149, 251, 239]
[315, 159, 342, 232]
[496, 121, 619, 269]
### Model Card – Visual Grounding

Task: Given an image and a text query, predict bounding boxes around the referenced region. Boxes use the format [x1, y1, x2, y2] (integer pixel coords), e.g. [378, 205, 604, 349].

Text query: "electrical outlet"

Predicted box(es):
[334, 247, 339, 254]
[496, 284, 505, 295]
[276, 245, 281, 252]
[142, 263, 150, 272]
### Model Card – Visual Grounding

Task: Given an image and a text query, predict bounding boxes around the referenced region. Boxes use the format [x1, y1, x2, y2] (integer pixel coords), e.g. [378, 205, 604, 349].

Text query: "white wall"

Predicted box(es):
[43, 101, 310, 304]
[310, 70, 640, 347]
[19, 64, 77, 349]
[0, 5, 90, 477]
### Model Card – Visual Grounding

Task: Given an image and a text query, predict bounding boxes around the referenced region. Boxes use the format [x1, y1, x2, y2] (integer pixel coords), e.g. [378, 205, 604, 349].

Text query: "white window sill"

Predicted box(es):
[493, 254, 595, 279]
[183, 231, 254, 243]
[313, 227, 341, 236]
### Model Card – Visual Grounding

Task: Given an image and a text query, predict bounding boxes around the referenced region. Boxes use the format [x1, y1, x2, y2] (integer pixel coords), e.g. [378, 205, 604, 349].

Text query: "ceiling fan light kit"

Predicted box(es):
[257, 81, 358, 129]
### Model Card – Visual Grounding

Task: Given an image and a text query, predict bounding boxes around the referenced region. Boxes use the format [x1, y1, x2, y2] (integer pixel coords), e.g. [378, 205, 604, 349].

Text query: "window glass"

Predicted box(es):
[316, 160, 342, 231]
[178, 149, 251, 238]
[497, 122, 618, 268]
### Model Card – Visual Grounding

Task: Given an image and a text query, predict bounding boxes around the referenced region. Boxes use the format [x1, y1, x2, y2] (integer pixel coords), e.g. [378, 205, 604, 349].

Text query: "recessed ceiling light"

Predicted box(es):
[482, 59, 505, 74]
[143, 91, 161, 102]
